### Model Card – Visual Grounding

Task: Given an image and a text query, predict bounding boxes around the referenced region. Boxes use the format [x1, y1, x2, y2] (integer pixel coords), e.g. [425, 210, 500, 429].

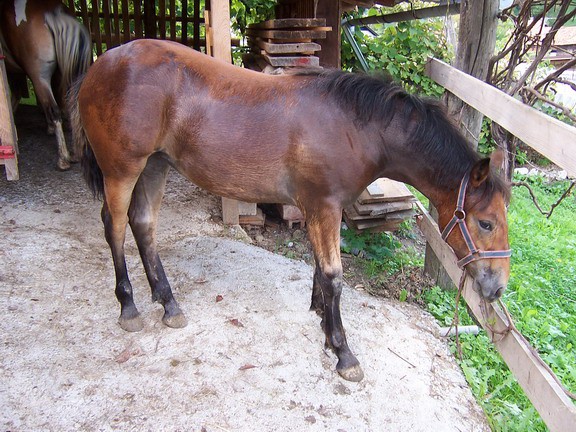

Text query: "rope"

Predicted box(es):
[446, 273, 576, 401]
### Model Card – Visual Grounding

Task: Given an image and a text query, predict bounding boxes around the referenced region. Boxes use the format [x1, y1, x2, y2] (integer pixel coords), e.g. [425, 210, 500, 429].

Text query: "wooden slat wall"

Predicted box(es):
[65, 0, 205, 56]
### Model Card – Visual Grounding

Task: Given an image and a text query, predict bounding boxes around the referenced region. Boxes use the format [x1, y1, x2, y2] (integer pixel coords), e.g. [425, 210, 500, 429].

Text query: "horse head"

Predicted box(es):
[439, 151, 511, 302]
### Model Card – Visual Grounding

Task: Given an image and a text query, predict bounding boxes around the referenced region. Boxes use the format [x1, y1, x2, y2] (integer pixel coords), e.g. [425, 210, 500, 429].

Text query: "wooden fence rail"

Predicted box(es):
[425, 57, 576, 432]
[426, 57, 576, 177]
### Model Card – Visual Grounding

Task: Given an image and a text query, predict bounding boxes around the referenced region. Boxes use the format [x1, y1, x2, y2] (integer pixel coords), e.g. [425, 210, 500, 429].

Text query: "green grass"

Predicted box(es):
[423, 173, 576, 431]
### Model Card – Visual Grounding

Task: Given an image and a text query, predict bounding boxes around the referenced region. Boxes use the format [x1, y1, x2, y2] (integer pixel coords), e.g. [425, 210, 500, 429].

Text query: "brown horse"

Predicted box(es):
[69, 39, 511, 382]
[0, 0, 91, 170]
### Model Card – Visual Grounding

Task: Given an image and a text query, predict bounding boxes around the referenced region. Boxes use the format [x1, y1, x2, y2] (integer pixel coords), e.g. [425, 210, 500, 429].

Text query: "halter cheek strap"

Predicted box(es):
[440, 171, 512, 268]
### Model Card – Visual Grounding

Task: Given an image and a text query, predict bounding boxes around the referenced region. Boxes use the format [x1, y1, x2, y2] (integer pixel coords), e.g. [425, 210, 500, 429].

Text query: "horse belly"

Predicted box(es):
[169, 141, 293, 205]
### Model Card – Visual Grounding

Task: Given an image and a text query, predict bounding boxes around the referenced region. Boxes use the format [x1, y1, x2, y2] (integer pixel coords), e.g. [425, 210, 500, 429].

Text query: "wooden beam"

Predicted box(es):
[248, 18, 327, 29]
[209, 0, 231, 63]
[0, 48, 19, 180]
[315, 0, 341, 68]
[416, 201, 576, 432]
[209, 0, 255, 224]
[426, 57, 576, 177]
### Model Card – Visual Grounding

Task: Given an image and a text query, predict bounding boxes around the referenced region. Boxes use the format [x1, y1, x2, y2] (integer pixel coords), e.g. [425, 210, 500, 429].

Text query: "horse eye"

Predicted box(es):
[479, 220, 493, 231]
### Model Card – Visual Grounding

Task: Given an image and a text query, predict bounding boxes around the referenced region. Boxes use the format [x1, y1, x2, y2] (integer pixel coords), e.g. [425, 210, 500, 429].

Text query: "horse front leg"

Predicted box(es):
[129, 155, 187, 329]
[307, 206, 364, 382]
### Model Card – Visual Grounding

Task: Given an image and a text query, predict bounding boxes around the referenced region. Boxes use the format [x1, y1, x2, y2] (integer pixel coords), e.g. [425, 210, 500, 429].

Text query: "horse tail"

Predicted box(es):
[44, 7, 92, 100]
[68, 76, 104, 200]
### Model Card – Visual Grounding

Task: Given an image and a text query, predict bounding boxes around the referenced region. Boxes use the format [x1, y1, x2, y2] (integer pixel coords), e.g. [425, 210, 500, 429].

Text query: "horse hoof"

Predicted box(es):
[118, 315, 144, 332]
[163, 312, 188, 329]
[337, 363, 364, 382]
[57, 159, 71, 171]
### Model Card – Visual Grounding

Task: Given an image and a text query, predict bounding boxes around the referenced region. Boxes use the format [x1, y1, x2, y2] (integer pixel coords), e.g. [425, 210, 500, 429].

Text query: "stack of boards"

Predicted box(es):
[245, 18, 331, 69]
[344, 178, 416, 233]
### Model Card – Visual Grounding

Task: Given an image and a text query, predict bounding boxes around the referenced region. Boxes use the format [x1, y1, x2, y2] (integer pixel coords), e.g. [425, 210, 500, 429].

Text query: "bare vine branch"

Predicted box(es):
[512, 180, 576, 218]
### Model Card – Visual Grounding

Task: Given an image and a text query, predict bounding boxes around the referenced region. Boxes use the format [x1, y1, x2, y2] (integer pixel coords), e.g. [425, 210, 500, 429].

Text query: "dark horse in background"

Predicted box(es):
[69, 39, 512, 382]
[0, 0, 91, 170]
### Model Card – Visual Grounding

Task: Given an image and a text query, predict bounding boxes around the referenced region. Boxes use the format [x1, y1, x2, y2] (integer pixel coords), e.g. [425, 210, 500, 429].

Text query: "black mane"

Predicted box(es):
[312, 70, 510, 200]
[313, 70, 498, 188]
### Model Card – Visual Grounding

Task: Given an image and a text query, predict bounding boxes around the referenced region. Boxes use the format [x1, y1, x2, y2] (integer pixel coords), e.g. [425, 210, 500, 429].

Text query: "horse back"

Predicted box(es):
[79, 39, 377, 207]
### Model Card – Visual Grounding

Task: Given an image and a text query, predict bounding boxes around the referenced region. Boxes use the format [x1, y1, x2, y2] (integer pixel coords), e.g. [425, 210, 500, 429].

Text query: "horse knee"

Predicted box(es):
[317, 269, 343, 297]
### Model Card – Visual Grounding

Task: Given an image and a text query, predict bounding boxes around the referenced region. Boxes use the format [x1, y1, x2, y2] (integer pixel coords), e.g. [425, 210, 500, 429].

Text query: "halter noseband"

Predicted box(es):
[440, 171, 511, 268]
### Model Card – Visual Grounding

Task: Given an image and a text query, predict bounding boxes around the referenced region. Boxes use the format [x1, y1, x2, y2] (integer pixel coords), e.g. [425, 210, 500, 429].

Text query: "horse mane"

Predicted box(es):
[313, 70, 510, 198]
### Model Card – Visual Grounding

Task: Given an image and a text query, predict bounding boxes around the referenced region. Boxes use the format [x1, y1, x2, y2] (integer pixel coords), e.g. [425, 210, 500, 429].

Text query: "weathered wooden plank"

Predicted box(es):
[0, 47, 18, 180]
[254, 39, 321, 55]
[426, 57, 576, 177]
[91, 0, 103, 55]
[248, 18, 327, 29]
[416, 201, 576, 432]
[261, 54, 319, 67]
[343, 212, 403, 232]
[353, 200, 414, 216]
[344, 205, 414, 222]
[121, 0, 130, 44]
[245, 29, 327, 40]
[358, 178, 416, 204]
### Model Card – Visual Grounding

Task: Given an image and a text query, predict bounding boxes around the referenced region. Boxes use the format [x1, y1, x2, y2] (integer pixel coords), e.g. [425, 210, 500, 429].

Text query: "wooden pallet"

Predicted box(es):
[246, 18, 330, 70]
[343, 178, 416, 233]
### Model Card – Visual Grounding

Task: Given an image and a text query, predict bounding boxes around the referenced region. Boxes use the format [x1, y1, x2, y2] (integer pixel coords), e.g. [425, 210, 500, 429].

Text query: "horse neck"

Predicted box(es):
[374, 121, 477, 216]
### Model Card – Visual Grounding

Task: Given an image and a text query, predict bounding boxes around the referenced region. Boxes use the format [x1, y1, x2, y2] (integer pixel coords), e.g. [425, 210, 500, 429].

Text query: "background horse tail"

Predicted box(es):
[44, 7, 91, 101]
[68, 76, 104, 199]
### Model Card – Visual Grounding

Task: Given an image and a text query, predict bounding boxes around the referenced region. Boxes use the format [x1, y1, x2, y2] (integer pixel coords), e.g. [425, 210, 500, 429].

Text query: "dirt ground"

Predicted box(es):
[0, 106, 490, 431]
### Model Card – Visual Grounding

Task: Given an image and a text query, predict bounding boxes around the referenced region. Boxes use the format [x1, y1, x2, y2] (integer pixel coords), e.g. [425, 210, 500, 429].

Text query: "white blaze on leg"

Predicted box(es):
[55, 120, 71, 170]
[14, 0, 28, 26]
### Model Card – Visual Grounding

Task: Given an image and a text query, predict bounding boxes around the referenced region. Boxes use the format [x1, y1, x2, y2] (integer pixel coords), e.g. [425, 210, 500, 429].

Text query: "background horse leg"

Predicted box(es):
[102, 176, 143, 332]
[128, 155, 187, 329]
[307, 206, 364, 382]
[30, 72, 70, 170]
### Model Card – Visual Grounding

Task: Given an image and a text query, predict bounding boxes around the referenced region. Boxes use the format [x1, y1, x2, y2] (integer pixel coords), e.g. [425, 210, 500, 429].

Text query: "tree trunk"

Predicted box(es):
[446, 0, 499, 148]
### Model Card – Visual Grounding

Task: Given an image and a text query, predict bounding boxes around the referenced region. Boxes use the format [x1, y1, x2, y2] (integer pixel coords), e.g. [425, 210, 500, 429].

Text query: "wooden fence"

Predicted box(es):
[424, 57, 576, 432]
[63, 0, 204, 56]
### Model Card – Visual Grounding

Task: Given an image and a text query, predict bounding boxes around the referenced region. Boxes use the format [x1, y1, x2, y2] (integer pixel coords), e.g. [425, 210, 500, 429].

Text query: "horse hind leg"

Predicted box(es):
[30, 72, 71, 170]
[307, 205, 364, 382]
[128, 154, 187, 329]
[101, 172, 145, 332]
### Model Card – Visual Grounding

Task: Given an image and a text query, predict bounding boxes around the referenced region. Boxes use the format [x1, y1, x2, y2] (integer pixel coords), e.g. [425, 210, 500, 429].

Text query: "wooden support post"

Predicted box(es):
[208, 0, 257, 224]
[446, 0, 498, 147]
[315, 0, 341, 68]
[0, 47, 19, 181]
[143, 0, 156, 39]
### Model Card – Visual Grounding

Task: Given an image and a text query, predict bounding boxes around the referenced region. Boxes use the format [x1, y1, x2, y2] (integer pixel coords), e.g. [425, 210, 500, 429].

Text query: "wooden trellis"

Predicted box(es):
[63, 0, 204, 55]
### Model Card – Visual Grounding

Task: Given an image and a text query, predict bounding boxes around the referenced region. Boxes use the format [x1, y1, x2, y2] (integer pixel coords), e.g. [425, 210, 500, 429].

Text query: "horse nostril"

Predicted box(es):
[488, 286, 504, 302]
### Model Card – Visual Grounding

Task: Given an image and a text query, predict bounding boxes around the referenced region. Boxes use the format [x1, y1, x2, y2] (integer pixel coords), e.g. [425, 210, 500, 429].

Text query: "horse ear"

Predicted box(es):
[489, 149, 505, 176]
[470, 158, 490, 187]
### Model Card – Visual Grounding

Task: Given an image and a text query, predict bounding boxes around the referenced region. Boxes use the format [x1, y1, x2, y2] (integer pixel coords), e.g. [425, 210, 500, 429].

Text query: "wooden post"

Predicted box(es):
[316, 0, 341, 68]
[446, 0, 498, 147]
[143, 0, 156, 39]
[0, 46, 19, 181]
[208, 0, 240, 224]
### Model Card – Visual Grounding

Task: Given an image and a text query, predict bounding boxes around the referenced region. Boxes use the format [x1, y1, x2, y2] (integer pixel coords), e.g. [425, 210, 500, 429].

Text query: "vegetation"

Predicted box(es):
[341, 4, 451, 97]
[423, 174, 576, 431]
